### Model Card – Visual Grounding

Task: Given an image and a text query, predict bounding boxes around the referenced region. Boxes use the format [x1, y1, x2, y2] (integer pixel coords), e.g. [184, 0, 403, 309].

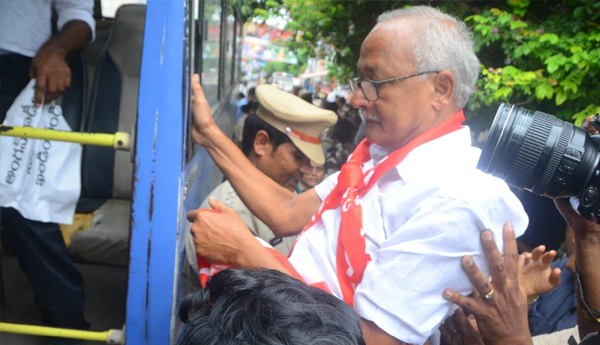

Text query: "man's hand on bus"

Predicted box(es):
[191, 73, 219, 147]
[187, 197, 259, 266]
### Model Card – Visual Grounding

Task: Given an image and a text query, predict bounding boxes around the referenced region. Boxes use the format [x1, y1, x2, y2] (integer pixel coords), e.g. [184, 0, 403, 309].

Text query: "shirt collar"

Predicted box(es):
[367, 126, 474, 183]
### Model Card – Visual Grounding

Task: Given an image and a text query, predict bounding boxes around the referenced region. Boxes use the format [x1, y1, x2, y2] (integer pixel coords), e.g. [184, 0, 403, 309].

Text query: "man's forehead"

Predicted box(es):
[357, 63, 378, 78]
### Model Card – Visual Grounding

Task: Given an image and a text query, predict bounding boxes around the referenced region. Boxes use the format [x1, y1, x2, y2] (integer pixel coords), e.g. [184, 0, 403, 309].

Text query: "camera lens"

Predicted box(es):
[477, 103, 599, 198]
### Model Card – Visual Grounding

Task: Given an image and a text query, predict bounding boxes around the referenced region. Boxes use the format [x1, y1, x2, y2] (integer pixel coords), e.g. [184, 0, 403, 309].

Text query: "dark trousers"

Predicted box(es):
[1, 53, 89, 332]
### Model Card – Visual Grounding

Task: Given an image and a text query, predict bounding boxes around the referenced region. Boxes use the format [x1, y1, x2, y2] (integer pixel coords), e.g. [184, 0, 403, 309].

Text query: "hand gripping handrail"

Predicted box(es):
[0, 125, 130, 151]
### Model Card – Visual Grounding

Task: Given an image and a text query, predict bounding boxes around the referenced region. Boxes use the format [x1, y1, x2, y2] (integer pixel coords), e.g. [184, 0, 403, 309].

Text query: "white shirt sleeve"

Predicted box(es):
[354, 196, 505, 345]
[54, 0, 96, 42]
[314, 171, 339, 201]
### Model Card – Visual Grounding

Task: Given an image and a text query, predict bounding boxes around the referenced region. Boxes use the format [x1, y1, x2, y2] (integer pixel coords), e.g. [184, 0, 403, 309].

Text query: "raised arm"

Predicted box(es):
[191, 74, 322, 236]
[554, 199, 600, 339]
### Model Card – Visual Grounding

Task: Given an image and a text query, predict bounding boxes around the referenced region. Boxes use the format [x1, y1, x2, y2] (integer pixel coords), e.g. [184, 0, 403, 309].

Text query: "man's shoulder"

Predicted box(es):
[201, 180, 236, 207]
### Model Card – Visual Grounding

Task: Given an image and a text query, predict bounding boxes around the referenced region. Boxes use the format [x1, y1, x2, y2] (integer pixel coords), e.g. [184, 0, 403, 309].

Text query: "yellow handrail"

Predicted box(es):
[0, 322, 122, 343]
[0, 125, 130, 151]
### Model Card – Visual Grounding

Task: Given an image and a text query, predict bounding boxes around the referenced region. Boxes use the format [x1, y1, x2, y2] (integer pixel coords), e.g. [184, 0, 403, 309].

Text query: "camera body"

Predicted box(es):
[477, 103, 600, 223]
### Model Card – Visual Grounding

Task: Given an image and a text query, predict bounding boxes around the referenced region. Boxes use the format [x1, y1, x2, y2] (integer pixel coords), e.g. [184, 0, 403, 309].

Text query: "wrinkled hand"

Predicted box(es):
[522, 245, 561, 299]
[191, 73, 217, 146]
[443, 223, 533, 345]
[439, 308, 484, 345]
[186, 197, 257, 266]
[29, 44, 70, 107]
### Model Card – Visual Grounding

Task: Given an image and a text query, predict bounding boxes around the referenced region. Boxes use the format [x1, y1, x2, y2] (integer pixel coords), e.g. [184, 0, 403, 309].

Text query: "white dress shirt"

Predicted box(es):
[289, 126, 529, 345]
[0, 0, 95, 57]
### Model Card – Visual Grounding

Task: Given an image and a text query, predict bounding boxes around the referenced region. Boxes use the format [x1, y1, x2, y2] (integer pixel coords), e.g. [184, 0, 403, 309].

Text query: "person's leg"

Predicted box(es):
[1, 209, 89, 327]
[1, 54, 89, 344]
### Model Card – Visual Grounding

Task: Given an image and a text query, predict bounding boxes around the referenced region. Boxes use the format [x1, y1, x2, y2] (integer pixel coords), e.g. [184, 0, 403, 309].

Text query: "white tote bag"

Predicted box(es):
[0, 79, 81, 224]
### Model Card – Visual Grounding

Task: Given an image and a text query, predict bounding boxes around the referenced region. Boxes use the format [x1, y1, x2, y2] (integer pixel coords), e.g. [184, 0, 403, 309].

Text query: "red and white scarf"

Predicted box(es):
[290, 110, 465, 306]
[197, 110, 465, 306]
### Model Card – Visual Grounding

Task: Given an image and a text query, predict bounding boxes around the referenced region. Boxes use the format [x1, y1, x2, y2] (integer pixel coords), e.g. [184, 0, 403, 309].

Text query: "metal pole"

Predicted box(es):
[0, 125, 130, 151]
[0, 322, 123, 344]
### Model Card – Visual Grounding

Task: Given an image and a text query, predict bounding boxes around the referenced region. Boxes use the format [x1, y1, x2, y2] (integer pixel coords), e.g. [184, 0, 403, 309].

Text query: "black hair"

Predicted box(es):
[241, 101, 259, 114]
[247, 87, 256, 97]
[177, 268, 365, 345]
[241, 114, 292, 157]
[333, 118, 355, 144]
[237, 92, 245, 99]
[323, 101, 339, 114]
[299, 91, 313, 104]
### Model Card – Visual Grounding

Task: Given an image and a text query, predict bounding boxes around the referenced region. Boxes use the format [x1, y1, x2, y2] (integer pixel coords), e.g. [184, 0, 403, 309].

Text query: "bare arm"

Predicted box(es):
[30, 20, 92, 106]
[554, 199, 600, 338]
[361, 319, 405, 345]
[191, 74, 322, 236]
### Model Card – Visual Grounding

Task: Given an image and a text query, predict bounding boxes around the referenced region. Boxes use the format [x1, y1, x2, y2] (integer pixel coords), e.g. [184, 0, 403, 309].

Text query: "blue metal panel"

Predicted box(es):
[126, 0, 188, 343]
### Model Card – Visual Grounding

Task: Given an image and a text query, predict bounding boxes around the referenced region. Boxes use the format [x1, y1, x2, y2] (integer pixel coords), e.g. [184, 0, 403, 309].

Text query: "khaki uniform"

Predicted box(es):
[185, 84, 336, 288]
[185, 180, 296, 279]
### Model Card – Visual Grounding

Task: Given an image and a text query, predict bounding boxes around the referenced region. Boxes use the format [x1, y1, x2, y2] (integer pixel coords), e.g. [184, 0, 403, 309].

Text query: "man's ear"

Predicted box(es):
[253, 130, 272, 157]
[432, 70, 455, 111]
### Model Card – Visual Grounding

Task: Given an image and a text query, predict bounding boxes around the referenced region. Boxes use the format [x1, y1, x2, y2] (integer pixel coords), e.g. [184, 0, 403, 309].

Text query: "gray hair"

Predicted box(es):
[377, 6, 480, 109]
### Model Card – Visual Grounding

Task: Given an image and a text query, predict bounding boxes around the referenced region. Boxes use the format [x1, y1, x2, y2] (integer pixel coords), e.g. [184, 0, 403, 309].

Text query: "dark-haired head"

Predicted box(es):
[333, 119, 355, 144]
[241, 114, 291, 157]
[177, 268, 365, 345]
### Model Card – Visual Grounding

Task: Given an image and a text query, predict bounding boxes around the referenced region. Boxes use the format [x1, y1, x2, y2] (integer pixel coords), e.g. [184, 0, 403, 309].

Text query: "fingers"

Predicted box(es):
[442, 316, 458, 339]
[439, 323, 452, 345]
[554, 198, 580, 227]
[192, 73, 207, 102]
[207, 197, 228, 213]
[554, 198, 600, 234]
[454, 307, 472, 335]
[481, 229, 506, 287]
[523, 252, 532, 266]
[517, 254, 526, 294]
[444, 289, 478, 314]
[502, 223, 519, 282]
[541, 250, 556, 265]
[461, 255, 493, 298]
[550, 267, 562, 288]
[30, 65, 71, 105]
[45, 71, 70, 103]
[34, 75, 47, 107]
[530, 245, 545, 262]
[582, 115, 599, 134]
[186, 210, 199, 222]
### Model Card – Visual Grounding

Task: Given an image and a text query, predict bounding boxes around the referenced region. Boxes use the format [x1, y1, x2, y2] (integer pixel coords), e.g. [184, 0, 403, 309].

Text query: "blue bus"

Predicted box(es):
[1, 0, 243, 343]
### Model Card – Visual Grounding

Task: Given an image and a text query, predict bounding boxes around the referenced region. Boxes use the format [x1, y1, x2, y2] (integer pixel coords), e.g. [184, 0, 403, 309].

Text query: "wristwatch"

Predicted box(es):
[574, 269, 600, 325]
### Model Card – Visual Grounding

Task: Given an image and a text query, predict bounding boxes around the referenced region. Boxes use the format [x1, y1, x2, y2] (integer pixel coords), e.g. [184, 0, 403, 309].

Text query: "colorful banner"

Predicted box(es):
[243, 22, 295, 42]
[242, 37, 297, 64]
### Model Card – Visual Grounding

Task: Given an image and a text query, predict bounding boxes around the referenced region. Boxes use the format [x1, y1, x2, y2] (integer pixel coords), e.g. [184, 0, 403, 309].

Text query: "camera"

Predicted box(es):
[477, 103, 600, 223]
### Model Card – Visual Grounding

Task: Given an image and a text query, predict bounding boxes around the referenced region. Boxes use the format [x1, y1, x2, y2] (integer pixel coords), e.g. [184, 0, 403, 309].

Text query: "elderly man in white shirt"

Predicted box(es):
[0, 1, 94, 342]
[187, 5, 527, 345]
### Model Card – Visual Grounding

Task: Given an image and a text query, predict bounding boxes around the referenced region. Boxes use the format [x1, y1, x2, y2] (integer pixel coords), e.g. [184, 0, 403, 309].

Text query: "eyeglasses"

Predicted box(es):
[348, 71, 440, 102]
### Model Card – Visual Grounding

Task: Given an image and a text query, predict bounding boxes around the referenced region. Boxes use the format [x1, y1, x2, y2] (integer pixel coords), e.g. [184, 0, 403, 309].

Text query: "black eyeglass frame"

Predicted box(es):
[349, 71, 441, 101]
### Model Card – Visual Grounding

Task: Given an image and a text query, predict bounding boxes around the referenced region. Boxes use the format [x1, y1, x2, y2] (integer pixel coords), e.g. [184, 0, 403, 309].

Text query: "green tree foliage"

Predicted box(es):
[262, 61, 304, 75]
[234, 0, 600, 127]
[468, 0, 600, 125]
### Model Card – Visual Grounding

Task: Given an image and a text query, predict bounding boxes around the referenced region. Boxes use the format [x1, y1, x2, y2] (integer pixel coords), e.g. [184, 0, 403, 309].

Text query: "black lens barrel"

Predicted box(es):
[477, 103, 599, 199]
